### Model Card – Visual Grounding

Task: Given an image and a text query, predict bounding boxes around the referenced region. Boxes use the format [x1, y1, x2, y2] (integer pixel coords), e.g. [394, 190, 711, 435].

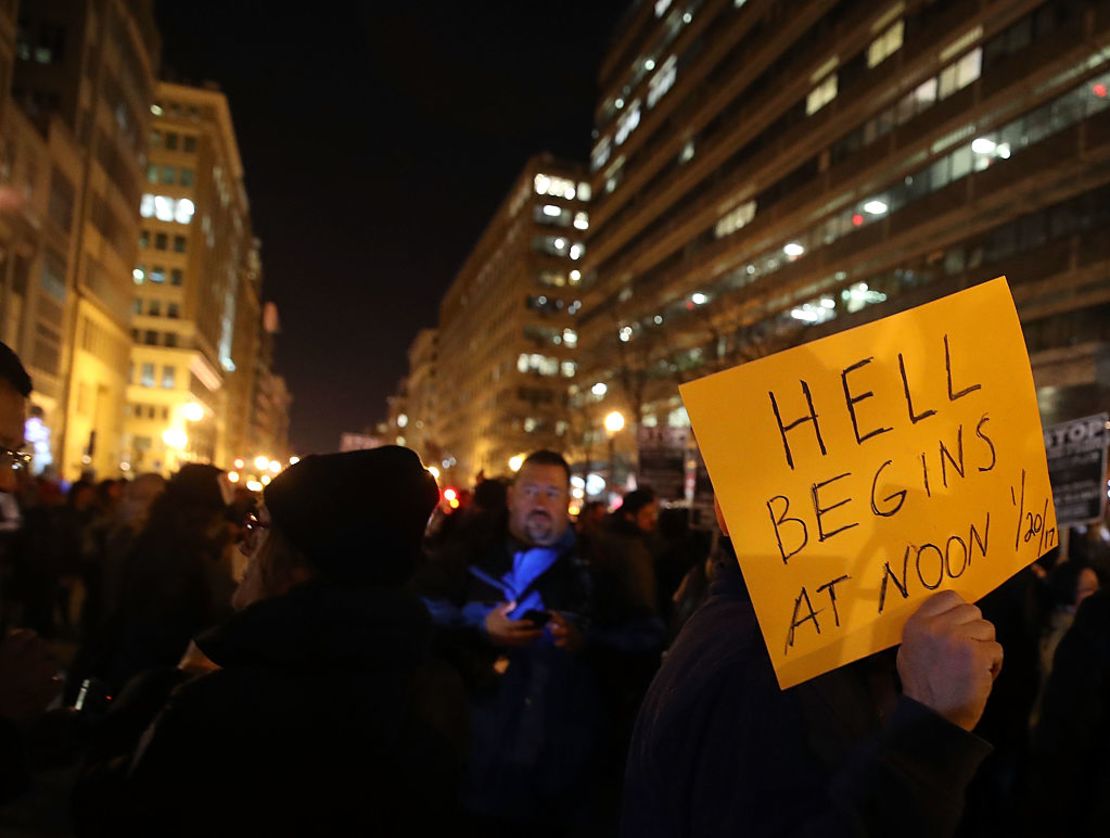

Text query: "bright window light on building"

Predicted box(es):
[563, 329, 578, 347]
[783, 241, 806, 258]
[524, 417, 538, 433]
[841, 282, 888, 313]
[561, 361, 576, 378]
[806, 73, 838, 115]
[174, 197, 195, 224]
[615, 97, 625, 109]
[132, 267, 145, 283]
[553, 237, 567, 251]
[569, 243, 584, 260]
[154, 195, 174, 222]
[654, 0, 672, 17]
[591, 137, 611, 172]
[615, 100, 641, 144]
[679, 139, 695, 163]
[647, 56, 678, 108]
[971, 137, 996, 155]
[691, 292, 708, 305]
[863, 199, 888, 215]
[591, 382, 608, 397]
[714, 199, 757, 238]
[568, 300, 582, 315]
[997, 142, 1011, 159]
[653, 314, 664, 325]
[577, 181, 592, 201]
[573, 212, 589, 230]
[867, 19, 904, 69]
[569, 269, 582, 283]
[790, 302, 836, 324]
[140, 194, 155, 218]
[151, 104, 163, 116]
[683, 11, 693, 23]
[397, 413, 409, 428]
[542, 204, 562, 217]
[644, 58, 656, 71]
[534, 173, 550, 195]
[619, 326, 633, 342]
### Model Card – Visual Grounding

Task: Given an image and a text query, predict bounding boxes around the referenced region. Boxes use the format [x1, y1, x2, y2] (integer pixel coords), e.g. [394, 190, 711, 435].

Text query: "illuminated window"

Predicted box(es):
[150, 266, 165, 283]
[561, 361, 576, 378]
[806, 74, 838, 115]
[132, 266, 145, 284]
[591, 137, 611, 172]
[573, 211, 589, 230]
[517, 353, 561, 376]
[679, 139, 696, 163]
[534, 173, 577, 199]
[654, 0, 673, 16]
[939, 47, 981, 98]
[174, 198, 195, 224]
[161, 366, 176, 389]
[867, 20, 904, 68]
[577, 181, 592, 201]
[562, 329, 578, 347]
[714, 199, 757, 238]
[140, 363, 155, 387]
[615, 99, 642, 145]
[647, 56, 678, 108]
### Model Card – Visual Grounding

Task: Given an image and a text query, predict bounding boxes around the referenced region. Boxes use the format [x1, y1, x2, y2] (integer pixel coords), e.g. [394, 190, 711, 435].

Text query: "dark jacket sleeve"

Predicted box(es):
[1031, 589, 1110, 836]
[627, 646, 990, 838]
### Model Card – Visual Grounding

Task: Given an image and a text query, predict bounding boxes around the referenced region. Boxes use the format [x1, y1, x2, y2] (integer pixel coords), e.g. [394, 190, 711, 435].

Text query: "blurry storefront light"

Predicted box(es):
[246, 480, 263, 493]
[508, 454, 525, 473]
[254, 455, 269, 471]
[228, 471, 240, 483]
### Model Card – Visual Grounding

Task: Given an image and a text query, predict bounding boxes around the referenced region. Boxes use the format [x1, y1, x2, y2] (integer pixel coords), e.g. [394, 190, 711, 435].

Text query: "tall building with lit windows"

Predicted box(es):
[403, 327, 439, 466]
[12, 0, 160, 479]
[126, 81, 254, 475]
[436, 154, 590, 484]
[577, 0, 1110, 469]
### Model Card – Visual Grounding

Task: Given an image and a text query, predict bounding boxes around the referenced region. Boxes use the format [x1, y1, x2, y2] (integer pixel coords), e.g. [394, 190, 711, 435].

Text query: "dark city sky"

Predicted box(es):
[155, 1, 626, 454]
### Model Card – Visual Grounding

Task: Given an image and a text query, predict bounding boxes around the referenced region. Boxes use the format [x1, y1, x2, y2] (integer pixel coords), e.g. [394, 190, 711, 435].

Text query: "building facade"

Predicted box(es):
[126, 80, 256, 475]
[578, 0, 1110, 469]
[436, 153, 590, 484]
[12, 0, 159, 479]
[403, 327, 439, 465]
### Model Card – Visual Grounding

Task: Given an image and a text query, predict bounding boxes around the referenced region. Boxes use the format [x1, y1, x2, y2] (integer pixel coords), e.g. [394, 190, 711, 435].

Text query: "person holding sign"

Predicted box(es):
[620, 505, 1001, 837]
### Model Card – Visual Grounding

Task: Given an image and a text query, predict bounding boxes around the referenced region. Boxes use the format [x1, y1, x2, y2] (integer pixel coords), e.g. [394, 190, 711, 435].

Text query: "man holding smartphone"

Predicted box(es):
[419, 450, 597, 831]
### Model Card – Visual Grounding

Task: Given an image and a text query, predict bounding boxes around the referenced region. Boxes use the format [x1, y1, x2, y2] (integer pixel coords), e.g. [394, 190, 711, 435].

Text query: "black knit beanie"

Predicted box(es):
[262, 446, 438, 587]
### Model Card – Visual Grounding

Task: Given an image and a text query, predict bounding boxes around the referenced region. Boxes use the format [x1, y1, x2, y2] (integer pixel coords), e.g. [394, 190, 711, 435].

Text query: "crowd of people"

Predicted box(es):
[0, 337, 1106, 836]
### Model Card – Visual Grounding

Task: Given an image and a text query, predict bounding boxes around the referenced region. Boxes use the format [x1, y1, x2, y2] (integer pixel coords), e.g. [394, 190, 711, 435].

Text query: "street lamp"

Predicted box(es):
[603, 410, 626, 488]
[508, 453, 525, 473]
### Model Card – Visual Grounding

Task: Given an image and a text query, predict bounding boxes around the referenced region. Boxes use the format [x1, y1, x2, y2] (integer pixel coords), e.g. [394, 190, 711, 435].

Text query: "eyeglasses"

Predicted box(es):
[239, 511, 270, 555]
[0, 447, 32, 472]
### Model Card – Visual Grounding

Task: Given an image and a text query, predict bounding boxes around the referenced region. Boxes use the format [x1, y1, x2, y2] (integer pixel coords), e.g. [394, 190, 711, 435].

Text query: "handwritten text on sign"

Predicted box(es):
[680, 278, 1056, 689]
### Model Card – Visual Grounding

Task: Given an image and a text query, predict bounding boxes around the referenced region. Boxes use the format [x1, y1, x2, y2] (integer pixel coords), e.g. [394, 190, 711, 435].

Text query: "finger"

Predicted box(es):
[957, 619, 996, 643]
[982, 640, 1004, 679]
[913, 590, 966, 617]
[497, 602, 515, 617]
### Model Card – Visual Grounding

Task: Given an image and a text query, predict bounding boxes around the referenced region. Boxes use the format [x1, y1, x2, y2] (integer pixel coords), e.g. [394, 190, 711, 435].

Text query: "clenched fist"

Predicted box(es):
[898, 590, 1003, 731]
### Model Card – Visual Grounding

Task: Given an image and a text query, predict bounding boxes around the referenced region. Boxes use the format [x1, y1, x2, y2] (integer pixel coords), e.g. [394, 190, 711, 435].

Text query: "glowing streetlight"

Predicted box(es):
[508, 454, 525, 473]
[228, 471, 240, 484]
[162, 428, 188, 450]
[234, 458, 245, 470]
[603, 411, 626, 435]
[260, 474, 272, 486]
[181, 402, 205, 422]
[246, 479, 263, 492]
[268, 460, 282, 474]
[288, 456, 300, 466]
[254, 455, 269, 472]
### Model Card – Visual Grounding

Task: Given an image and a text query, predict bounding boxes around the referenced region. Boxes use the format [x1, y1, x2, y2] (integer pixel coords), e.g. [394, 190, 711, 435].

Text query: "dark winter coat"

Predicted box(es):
[1032, 588, 1110, 836]
[77, 580, 467, 837]
[621, 552, 992, 838]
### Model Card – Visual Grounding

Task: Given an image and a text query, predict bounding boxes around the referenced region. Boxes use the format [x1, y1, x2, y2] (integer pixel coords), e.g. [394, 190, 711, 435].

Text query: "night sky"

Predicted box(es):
[155, 1, 626, 453]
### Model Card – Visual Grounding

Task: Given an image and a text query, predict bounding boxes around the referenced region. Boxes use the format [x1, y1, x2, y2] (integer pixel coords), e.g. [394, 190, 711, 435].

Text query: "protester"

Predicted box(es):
[0, 342, 62, 803]
[1032, 588, 1110, 836]
[419, 449, 598, 833]
[75, 446, 466, 835]
[621, 501, 1001, 837]
[83, 464, 234, 692]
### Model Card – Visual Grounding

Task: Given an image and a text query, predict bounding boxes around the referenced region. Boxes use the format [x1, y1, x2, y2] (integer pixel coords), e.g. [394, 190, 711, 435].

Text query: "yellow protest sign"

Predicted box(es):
[680, 277, 1057, 689]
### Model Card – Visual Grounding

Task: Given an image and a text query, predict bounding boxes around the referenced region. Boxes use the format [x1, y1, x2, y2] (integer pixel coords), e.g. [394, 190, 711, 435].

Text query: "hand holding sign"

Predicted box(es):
[898, 590, 1003, 731]
[682, 277, 1055, 688]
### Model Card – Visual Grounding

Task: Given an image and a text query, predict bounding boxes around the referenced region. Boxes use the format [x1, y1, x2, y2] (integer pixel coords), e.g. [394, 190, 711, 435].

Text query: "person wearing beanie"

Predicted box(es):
[71, 464, 236, 697]
[77, 447, 467, 836]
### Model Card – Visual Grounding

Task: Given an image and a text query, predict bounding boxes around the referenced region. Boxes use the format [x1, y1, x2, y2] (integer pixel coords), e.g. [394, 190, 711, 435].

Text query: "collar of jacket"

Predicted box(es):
[195, 580, 432, 673]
